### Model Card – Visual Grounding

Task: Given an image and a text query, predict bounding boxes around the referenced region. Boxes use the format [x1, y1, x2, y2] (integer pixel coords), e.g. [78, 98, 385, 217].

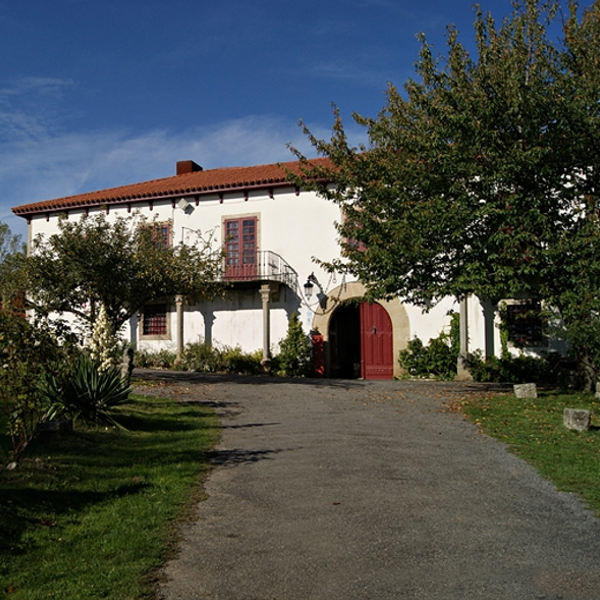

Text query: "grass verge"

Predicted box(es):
[461, 390, 600, 516]
[0, 394, 220, 599]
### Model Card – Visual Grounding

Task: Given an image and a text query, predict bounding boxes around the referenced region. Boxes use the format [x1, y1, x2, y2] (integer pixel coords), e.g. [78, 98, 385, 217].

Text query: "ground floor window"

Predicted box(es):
[505, 301, 544, 345]
[141, 303, 169, 337]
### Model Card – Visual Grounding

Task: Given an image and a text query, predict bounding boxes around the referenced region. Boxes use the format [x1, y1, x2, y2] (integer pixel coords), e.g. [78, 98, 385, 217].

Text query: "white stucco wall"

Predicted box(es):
[24, 183, 554, 365]
[26, 185, 343, 355]
[403, 297, 458, 345]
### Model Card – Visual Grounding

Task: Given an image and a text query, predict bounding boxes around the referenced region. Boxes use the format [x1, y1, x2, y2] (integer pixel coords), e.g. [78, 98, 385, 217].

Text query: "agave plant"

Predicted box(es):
[41, 354, 131, 429]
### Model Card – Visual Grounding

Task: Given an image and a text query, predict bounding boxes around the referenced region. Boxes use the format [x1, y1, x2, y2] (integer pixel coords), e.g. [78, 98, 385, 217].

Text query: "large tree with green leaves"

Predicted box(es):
[0, 222, 26, 310]
[27, 213, 223, 337]
[293, 0, 600, 387]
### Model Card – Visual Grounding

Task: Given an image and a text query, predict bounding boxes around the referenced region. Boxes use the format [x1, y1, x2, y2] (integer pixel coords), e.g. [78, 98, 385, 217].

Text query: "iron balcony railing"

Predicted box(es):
[224, 250, 299, 291]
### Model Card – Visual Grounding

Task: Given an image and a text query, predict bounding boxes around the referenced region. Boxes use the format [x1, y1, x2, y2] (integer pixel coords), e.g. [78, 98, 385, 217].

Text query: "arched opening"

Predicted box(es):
[312, 281, 409, 379]
[329, 303, 361, 378]
[328, 301, 394, 379]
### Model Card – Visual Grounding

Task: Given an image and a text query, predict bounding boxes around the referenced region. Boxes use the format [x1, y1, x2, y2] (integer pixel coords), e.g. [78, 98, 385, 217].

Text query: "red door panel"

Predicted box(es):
[360, 302, 393, 380]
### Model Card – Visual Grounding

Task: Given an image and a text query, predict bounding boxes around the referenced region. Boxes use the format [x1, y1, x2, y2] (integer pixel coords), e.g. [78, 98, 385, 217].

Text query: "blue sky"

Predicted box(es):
[0, 0, 575, 238]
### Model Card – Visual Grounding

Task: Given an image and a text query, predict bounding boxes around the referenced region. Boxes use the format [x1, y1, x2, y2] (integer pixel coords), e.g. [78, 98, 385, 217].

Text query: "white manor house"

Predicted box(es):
[12, 158, 557, 379]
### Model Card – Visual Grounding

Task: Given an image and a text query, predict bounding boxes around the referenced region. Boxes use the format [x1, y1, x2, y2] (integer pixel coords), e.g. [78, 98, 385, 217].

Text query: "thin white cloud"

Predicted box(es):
[0, 77, 76, 98]
[0, 77, 76, 142]
[0, 74, 366, 238]
[0, 115, 360, 238]
[311, 59, 391, 88]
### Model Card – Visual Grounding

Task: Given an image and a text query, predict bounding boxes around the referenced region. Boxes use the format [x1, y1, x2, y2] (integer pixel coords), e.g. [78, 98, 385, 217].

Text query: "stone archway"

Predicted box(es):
[311, 281, 410, 379]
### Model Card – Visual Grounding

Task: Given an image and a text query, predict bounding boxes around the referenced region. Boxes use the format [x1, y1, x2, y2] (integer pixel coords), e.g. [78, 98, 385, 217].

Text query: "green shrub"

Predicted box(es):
[398, 312, 561, 384]
[41, 354, 131, 428]
[468, 351, 558, 384]
[181, 342, 222, 372]
[181, 342, 263, 375]
[277, 312, 313, 377]
[221, 346, 263, 375]
[398, 337, 428, 377]
[398, 313, 460, 380]
[134, 348, 177, 370]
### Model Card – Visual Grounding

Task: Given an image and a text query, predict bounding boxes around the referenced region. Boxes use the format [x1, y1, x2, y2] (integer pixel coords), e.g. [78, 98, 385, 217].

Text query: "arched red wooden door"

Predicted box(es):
[360, 302, 394, 379]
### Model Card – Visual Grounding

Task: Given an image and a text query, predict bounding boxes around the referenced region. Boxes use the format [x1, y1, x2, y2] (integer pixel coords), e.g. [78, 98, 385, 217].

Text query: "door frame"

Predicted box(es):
[313, 281, 410, 379]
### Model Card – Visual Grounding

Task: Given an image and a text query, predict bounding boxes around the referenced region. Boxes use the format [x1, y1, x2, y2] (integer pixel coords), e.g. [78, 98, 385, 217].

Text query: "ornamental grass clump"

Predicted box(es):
[41, 354, 131, 429]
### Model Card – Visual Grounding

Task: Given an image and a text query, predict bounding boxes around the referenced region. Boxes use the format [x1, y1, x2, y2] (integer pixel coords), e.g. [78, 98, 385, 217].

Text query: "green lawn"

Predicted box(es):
[4, 385, 600, 598]
[0, 394, 219, 599]
[461, 389, 600, 516]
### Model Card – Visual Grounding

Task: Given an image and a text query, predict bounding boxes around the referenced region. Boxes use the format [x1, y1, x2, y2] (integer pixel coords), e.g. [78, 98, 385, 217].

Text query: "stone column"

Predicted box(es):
[175, 295, 184, 361]
[259, 284, 272, 372]
[456, 295, 473, 381]
[200, 309, 215, 347]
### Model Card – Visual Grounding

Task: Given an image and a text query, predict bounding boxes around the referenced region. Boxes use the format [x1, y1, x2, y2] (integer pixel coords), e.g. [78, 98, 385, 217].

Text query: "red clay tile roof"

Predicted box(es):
[11, 158, 331, 217]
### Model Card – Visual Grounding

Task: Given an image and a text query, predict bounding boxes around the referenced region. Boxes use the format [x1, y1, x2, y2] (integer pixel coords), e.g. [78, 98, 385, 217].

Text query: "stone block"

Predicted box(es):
[563, 408, 591, 431]
[513, 383, 537, 399]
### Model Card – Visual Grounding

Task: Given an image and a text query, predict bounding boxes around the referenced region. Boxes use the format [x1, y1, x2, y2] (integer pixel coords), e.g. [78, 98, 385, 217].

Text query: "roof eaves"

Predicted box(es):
[11, 157, 331, 217]
[11, 179, 295, 216]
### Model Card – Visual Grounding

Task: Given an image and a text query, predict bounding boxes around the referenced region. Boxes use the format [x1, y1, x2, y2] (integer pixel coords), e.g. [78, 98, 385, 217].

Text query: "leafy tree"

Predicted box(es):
[293, 0, 600, 388]
[0, 311, 80, 456]
[26, 213, 224, 337]
[0, 222, 26, 310]
[0, 222, 78, 458]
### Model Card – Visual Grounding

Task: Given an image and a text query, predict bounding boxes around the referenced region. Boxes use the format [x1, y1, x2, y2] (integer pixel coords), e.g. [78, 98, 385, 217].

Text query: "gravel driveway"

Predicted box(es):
[133, 371, 600, 600]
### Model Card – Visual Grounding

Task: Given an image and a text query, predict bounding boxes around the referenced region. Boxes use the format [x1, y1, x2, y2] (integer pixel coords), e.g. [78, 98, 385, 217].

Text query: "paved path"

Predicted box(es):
[134, 372, 600, 600]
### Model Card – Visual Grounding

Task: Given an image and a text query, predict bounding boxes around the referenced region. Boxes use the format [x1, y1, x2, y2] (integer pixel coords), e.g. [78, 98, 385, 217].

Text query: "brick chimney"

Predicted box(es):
[176, 160, 203, 175]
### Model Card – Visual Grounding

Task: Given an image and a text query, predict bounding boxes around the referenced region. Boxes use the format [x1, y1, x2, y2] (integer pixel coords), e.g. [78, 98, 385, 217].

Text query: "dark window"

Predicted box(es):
[506, 302, 544, 344]
[143, 304, 168, 336]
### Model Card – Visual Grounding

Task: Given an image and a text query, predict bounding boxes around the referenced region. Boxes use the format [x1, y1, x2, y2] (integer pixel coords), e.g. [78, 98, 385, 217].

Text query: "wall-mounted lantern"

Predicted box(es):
[303, 275, 315, 300]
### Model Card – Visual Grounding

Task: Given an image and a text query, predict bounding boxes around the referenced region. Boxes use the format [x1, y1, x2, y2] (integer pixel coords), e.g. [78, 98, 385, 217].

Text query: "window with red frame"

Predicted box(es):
[155, 223, 171, 249]
[142, 222, 171, 250]
[225, 216, 257, 279]
[346, 235, 367, 252]
[142, 303, 168, 336]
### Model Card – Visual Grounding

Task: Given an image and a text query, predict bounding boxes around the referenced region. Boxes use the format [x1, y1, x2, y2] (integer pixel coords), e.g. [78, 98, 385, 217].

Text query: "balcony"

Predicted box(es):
[224, 250, 298, 291]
